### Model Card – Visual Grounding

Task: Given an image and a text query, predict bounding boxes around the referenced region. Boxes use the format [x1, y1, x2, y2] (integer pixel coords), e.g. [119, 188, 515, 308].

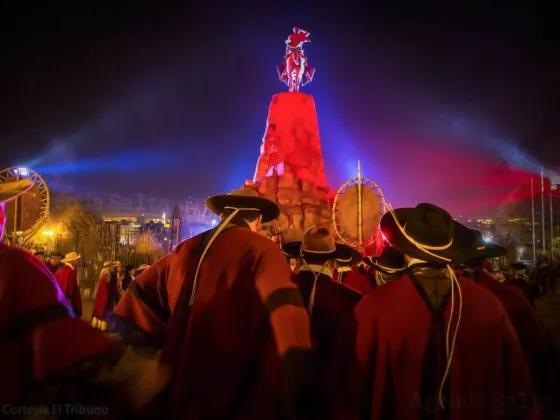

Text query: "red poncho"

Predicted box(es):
[0, 245, 109, 405]
[352, 274, 536, 420]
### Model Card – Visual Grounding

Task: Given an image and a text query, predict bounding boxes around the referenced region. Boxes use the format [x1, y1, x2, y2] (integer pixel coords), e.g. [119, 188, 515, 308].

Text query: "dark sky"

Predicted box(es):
[1, 1, 559, 217]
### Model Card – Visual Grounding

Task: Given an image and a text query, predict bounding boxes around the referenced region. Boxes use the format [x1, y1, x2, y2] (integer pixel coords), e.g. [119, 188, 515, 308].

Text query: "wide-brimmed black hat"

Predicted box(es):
[206, 188, 280, 223]
[33, 249, 46, 257]
[510, 262, 527, 270]
[380, 203, 473, 264]
[363, 246, 407, 274]
[49, 251, 63, 259]
[464, 229, 507, 262]
[283, 227, 355, 261]
[335, 242, 363, 266]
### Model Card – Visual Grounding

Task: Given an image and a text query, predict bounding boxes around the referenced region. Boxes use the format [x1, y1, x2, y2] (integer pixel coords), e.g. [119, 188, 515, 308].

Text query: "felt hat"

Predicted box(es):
[61, 252, 81, 263]
[334, 242, 363, 266]
[510, 262, 527, 270]
[282, 227, 355, 261]
[464, 229, 507, 262]
[0, 179, 33, 204]
[49, 251, 63, 259]
[363, 246, 407, 274]
[33, 248, 46, 257]
[380, 203, 473, 264]
[206, 188, 280, 223]
[102, 261, 112, 268]
[137, 264, 149, 271]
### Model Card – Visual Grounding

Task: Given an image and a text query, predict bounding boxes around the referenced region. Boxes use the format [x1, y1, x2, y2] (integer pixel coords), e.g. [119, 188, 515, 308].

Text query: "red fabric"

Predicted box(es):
[504, 280, 532, 304]
[54, 265, 82, 317]
[114, 227, 312, 419]
[473, 271, 553, 404]
[351, 274, 536, 420]
[0, 245, 109, 405]
[334, 269, 375, 294]
[92, 275, 117, 320]
[295, 270, 363, 416]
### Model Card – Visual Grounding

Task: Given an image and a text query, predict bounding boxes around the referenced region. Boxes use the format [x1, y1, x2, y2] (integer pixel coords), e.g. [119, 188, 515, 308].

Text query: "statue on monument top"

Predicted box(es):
[277, 27, 316, 92]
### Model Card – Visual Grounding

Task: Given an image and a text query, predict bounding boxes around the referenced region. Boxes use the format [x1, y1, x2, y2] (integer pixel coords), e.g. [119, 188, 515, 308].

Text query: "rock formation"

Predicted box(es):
[244, 92, 335, 238]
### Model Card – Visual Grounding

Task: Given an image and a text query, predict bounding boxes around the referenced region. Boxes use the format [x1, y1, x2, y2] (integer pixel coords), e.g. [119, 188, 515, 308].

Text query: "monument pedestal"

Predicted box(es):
[245, 92, 334, 237]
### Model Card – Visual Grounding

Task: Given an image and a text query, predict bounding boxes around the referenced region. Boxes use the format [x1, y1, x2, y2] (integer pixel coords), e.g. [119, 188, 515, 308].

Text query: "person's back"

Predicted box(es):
[352, 273, 534, 419]
[0, 244, 110, 406]
[115, 224, 313, 419]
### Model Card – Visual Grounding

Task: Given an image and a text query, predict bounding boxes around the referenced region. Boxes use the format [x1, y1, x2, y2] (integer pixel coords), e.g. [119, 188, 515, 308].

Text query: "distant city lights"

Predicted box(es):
[15, 167, 29, 177]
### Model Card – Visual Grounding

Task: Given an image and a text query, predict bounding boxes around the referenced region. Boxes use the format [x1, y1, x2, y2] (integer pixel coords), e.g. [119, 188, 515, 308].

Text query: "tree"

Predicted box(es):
[181, 198, 214, 239]
[135, 233, 164, 258]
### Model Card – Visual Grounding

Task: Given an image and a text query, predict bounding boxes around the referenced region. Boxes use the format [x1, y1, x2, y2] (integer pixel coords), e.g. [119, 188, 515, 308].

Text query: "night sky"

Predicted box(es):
[2, 2, 559, 217]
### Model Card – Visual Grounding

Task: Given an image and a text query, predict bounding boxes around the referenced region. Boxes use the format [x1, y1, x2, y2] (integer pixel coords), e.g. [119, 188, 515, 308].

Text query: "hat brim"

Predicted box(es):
[0, 179, 33, 203]
[206, 194, 280, 224]
[363, 256, 407, 274]
[364, 256, 408, 274]
[380, 208, 471, 264]
[334, 244, 363, 265]
[61, 255, 81, 263]
[282, 241, 354, 261]
[510, 263, 527, 270]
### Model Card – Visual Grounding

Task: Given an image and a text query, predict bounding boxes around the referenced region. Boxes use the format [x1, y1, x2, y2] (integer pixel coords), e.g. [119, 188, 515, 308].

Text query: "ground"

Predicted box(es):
[82, 293, 560, 347]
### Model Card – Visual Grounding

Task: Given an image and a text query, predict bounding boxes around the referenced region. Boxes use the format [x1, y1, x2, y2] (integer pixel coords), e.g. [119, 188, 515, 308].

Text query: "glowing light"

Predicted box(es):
[211, 219, 218, 226]
[15, 167, 29, 177]
[43, 230, 54, 237]
[15, 231, 23, 236]
[483, 237, 491, 243]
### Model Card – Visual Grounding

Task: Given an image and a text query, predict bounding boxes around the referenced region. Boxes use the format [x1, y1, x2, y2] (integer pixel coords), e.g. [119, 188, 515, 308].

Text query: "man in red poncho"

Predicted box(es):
[462, 230, 558, 417]
[283, 227, 364, 417]
[351, 203, 536, 420]
[333, 245, 375, 294]
[113, 188, 314, 419]
[362, 245, 407, 287]
[0, 179, 175, 415]
[92, 261, 118, 331]
[54, 251, 83, 317]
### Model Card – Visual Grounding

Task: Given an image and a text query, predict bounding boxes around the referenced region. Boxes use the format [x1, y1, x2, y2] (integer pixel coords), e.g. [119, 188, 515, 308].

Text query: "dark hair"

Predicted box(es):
[220, 208, 260, 223]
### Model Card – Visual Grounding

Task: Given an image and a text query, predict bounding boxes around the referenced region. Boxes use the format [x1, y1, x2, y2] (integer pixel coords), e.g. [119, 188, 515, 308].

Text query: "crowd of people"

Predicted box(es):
[1, 179, 559, 419]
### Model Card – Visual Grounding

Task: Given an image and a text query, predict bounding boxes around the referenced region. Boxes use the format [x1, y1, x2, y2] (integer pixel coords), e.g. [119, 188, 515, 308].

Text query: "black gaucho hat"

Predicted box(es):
[510, 262, 527, 270]
[206, 188, 280, 223]
[282, 227, 356, 261]
[363, 246, 407, 274]
[49, 251, 63, 259]
[464, 229, 507, 264]
[380, 203, 475, 265]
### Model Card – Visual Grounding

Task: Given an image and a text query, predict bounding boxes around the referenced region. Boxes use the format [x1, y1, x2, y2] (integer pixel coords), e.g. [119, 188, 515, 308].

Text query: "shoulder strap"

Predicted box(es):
[163, 223, 239, 362]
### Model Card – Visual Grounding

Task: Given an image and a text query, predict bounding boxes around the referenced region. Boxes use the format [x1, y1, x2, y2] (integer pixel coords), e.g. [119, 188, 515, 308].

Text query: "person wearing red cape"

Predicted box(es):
[283, 227, 364, 417]
[92, 261, 118, 331]
[351, 203, 536, 420]
[54, 251, 83, 317]
[334, 247, 375, 294]
[362, 245, 407, 287]
[0, 179, 172, 414]
[113, 188, 314, 420]
[461, 233, 558, 418]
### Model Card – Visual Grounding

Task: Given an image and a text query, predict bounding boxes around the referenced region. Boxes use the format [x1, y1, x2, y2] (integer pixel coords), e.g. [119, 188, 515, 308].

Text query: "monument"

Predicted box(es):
[244, 28, 335, 240]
